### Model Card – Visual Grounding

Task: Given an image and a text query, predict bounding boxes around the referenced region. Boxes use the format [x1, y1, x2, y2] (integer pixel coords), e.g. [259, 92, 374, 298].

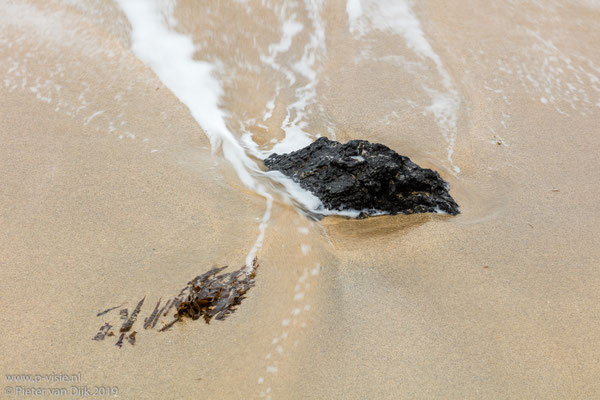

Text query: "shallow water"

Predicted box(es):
[1, 0, 600, 398]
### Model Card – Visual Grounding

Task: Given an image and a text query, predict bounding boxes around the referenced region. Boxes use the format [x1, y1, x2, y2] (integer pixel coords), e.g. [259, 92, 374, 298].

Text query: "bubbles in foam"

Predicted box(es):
[346, 0, 461, 173]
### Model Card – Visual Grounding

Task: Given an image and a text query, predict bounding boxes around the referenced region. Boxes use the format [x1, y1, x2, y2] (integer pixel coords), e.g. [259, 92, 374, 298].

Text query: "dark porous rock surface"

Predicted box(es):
[264, 137, 459, 217]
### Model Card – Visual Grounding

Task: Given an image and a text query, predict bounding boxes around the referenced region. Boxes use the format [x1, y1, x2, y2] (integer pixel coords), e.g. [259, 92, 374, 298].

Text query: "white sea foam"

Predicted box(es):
[579, 0, 600, 9]
[116, 0, 280, 269]
[270, 0, 327, 156]
[84, 110, 105, 125]
[474, 29, 600, 117]
[264, 170, 327, 211]
[346, 0, 461, 173]
[1, 2, 133, 136]
[260, 18, 303, 85]
[117, 0, 260, 189]
[258, 10, 302, 123]
[346, 0, 364, 33]
[263, 94, 277, 121]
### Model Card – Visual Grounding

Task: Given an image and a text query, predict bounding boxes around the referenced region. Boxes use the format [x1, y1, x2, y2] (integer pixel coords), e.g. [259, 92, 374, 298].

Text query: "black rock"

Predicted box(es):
[264, 137, 459, 217]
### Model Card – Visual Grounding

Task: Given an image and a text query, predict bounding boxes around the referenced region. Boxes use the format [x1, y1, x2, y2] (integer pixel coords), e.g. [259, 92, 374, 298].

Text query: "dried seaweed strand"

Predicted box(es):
[143, 298, 161, 329]
[115, 333, 125, 348]
[92, 323, 112, 341]
[96, 304, 123, 317]
[120, 297, 145, 332]
[128, 331, 137, 345]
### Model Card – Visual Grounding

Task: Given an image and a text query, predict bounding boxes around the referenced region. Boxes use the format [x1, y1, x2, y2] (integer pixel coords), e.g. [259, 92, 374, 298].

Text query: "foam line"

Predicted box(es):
[346, 0, 461, 173]
[117, 0, 263, 190]
[117, 0, 275, 271]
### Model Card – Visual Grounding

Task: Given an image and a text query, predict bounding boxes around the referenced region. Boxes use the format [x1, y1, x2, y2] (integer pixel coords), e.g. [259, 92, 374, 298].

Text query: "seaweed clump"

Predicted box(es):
[160, 258, 259, 331]
[93, 259, 260, 346]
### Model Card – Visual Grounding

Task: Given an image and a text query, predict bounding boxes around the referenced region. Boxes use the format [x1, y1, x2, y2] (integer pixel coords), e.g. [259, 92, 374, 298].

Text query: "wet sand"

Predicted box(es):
[2, 0, 600, 399]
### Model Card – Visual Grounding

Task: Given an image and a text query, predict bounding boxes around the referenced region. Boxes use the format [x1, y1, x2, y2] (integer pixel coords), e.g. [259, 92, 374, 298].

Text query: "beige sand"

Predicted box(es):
[1, 0, 600, 399]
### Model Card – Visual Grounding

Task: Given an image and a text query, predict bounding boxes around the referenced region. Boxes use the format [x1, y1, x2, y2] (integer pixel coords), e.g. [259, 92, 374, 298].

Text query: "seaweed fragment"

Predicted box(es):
[115, 333, 125, 348]
[92, 323, 112, 341]
[153, 299, 172, 329]
[96, 304, 123, 317]
[120, 297, 145, 332]
[120, 309, 128, 320]
[128, 331, 137, 345]
[158, 317, 178, 332]
[143, 298, 161, 329]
